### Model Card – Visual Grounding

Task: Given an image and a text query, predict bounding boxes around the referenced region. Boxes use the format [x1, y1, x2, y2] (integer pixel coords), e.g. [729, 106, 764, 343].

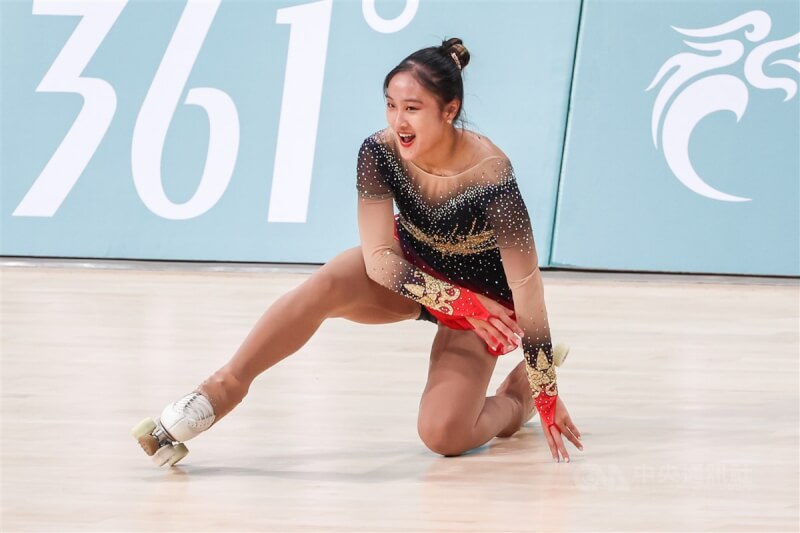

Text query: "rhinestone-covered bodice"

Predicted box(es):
[356, 128, 556, 403]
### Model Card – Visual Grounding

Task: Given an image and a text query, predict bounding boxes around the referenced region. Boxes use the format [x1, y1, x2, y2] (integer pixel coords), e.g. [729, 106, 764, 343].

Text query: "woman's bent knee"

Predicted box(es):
[417, 416, 474, 457]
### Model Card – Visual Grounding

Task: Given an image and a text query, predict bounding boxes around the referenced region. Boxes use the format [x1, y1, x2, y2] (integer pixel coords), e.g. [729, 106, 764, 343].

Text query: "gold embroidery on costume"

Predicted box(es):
[525, 348, 558, 398]
[403, 271, 461, 315]
[399, 216, 497, 256]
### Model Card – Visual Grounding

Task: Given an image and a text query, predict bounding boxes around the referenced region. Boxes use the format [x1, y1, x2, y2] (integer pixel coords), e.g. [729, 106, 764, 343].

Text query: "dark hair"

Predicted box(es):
[383, 38, 471, 124]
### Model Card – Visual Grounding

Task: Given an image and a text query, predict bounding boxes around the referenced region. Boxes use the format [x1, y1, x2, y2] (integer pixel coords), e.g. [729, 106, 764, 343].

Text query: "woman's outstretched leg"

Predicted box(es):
[199, 246, 420, 420]
[134, 247, 420, 465]
[416, 327, 533, 457]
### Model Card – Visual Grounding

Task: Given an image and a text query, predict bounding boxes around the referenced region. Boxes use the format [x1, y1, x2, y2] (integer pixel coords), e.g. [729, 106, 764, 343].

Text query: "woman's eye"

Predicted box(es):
[386, 102, 395, 109]
[406, 107, 417, 112]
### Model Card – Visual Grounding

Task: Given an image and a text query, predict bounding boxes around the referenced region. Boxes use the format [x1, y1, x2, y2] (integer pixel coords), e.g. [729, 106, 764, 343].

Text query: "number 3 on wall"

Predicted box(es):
[13, 0, 126, 218]
[14, 0, 419, 221]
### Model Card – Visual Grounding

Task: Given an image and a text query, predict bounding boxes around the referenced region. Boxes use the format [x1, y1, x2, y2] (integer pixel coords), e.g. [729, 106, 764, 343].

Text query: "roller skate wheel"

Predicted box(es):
[553, 343, 570, 367]
[131, 418, 157, 439]
[166, 443, 189, 467]
[152, 444, 176, 466]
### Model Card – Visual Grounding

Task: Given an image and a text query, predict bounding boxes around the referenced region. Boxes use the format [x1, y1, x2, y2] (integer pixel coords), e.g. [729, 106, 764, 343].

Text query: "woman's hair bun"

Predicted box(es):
[441, 37, 470, 71]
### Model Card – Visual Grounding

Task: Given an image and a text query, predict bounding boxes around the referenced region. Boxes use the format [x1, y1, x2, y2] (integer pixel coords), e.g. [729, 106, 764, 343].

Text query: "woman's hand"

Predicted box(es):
[464, 293, 523, 353]
[542, 396, 582, 462]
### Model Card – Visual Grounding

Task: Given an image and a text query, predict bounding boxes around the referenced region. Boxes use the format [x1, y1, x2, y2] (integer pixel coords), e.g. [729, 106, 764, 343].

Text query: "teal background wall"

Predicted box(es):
[1, 0, 798, 275]
[552, 0, 799, 276]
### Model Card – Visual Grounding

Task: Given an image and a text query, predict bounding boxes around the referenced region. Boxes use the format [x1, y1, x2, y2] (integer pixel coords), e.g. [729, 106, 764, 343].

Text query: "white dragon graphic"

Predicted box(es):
[646, 10, 799, 202]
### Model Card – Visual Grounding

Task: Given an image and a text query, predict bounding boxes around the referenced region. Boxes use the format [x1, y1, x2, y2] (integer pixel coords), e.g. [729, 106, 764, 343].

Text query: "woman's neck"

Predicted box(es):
[412, 127, 465, 176]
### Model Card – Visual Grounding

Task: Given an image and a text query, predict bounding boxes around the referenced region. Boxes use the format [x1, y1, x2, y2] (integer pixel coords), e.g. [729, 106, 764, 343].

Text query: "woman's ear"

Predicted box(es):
[444, 99, 460, 123]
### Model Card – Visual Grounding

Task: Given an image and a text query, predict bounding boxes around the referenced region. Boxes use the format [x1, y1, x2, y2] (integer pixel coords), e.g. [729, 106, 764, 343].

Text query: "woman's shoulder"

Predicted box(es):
[462, 130, 515, 183]
[463, 130, 508, 160]
[360, 128, 398, 153]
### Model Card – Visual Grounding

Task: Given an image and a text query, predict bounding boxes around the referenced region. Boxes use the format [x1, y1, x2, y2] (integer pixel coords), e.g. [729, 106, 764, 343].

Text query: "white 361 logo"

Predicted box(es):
[14, 0, 418, 221]
[646, 10, 799, 202]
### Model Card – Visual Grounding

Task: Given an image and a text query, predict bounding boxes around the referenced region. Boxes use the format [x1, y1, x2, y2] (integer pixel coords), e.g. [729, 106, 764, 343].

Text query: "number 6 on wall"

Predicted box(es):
[131, 0, 239, 220]
[267, 0, 333, 223]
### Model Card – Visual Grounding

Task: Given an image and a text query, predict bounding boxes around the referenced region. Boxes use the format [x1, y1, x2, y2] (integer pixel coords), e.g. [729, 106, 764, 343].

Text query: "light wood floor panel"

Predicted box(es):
[1, 265, 798, 532]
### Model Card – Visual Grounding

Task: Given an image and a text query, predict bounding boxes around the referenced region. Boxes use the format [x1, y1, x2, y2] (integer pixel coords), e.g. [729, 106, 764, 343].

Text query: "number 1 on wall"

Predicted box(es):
[267, 0, 333, 223]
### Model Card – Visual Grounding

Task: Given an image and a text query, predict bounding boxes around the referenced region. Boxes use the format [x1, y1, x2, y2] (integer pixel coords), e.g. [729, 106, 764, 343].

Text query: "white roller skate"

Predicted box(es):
[553, 343, 570, 367]
[131, 391, 216, 467]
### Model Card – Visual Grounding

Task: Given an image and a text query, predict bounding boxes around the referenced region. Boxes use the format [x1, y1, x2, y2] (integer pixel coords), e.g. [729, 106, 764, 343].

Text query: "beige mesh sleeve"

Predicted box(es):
[484, 159, 558, 414]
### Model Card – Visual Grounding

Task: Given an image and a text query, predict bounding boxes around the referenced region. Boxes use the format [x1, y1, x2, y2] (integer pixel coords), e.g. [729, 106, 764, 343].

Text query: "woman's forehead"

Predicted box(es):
[386, 72, 434, 102]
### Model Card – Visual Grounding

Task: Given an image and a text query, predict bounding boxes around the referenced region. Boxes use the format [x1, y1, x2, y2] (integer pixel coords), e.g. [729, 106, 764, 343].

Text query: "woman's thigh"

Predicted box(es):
[312, 246, 421, 324]
[417, 326, 497, 453]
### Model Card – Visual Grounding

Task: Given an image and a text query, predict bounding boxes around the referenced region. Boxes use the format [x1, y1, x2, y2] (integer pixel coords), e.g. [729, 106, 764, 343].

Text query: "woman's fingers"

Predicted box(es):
[473, 326, 503, 352]
[488, 317, 518, 348]
[559, 422, 583, 450]
[475, 294, 524, 338]
[483, 300, 523, 338]
[472, 327, 493, 347]
[470, 318, 514, 351]
[542, 422, 558, 461]
[550, 425, 570, 462]
[465, 320, 487, 341]
[542, 419, 579, 462]
[566, 418, 582, 439]
[466, 315, 519, 352]
[496, 310, 524, 338]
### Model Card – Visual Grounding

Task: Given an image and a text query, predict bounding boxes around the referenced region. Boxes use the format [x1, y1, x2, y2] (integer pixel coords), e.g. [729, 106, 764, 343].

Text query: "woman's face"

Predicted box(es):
[385, 71, 457, 162]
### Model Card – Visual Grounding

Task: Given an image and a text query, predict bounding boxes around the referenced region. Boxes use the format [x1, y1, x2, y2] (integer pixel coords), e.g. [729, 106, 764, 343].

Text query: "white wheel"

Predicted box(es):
[151, 444, 175, 466]
[167, 443, 189, 467]
[131, 418, 157, 439]
[553, 343, 570, 367]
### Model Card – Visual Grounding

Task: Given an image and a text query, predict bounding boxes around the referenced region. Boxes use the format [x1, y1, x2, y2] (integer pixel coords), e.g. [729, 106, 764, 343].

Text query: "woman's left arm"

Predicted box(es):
[485, 159, 582, 460]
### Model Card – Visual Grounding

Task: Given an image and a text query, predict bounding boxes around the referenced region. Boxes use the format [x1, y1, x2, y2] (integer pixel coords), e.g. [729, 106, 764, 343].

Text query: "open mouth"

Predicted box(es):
[398, 132, 416, 147]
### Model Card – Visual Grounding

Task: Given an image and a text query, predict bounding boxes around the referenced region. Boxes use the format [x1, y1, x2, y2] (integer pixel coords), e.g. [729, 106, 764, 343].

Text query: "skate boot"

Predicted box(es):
[131, 391, 216, 467]
[553, 343, 570, 367]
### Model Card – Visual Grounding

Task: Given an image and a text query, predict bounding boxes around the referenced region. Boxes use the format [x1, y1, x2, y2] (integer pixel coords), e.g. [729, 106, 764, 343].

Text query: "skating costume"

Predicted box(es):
[356, 129, 558, 426]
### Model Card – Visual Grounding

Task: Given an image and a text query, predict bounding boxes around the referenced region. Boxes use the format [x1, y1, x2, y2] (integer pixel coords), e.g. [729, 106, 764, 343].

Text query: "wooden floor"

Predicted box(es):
[1, 261, 798, 532]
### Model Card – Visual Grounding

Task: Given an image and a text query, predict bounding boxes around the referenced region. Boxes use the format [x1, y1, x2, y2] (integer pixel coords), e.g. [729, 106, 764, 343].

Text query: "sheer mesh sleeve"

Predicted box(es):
[356, 136, 394, 200]
[484, 159, 558, 426]
[356, 137, 490, 320]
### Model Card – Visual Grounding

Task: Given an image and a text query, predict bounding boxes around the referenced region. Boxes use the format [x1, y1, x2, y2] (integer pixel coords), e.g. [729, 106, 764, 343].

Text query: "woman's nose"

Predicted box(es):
[393, 111, 406, 129]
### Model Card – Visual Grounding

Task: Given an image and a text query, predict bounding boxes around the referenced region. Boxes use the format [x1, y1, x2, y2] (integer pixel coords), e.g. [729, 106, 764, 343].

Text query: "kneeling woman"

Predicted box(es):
[133, 38, 583, 465]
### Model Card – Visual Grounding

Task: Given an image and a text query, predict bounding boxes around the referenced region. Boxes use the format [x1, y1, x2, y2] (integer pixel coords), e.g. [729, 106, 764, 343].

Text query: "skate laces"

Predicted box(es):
[176, 392, 215, 431]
